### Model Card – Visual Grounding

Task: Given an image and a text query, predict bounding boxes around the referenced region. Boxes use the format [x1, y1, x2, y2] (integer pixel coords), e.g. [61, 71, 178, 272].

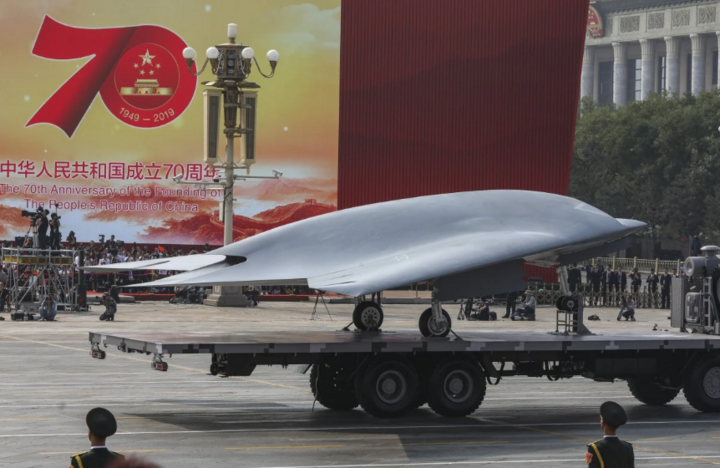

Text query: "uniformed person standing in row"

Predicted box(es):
[70, 408, 124, 468]
[586, 401, 634, 467]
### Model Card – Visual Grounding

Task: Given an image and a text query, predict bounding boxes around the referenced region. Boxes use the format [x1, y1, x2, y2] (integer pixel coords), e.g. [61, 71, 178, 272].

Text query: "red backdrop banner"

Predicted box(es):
[338, 0, 590, 281]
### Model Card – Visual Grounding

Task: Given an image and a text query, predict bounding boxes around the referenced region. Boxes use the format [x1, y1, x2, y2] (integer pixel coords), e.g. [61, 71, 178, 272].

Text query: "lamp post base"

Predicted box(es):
[204, 285, 249, 307]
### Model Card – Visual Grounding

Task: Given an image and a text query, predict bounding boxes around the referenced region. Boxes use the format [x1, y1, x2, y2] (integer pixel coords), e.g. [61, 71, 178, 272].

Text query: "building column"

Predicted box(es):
[690, 34, 706, 95]
[580, 46, 595, 99]
[640, 39, 655, 100]
[612, 42, 628, 106]
[664, 36, 680, 95]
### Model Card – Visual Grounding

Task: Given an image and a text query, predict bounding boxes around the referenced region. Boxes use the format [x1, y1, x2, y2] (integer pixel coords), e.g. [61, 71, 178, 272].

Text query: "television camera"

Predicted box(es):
[672, 245, 720, 335]
[20, 207, 44, 221]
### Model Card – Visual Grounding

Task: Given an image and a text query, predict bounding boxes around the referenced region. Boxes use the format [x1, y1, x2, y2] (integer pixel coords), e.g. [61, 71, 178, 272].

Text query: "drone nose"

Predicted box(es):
[616, 218, 646, 233]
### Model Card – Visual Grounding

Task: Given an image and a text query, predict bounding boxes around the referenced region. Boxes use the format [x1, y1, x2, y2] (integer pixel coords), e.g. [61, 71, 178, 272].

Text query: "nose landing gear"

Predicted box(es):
[419, 298, 452, 337]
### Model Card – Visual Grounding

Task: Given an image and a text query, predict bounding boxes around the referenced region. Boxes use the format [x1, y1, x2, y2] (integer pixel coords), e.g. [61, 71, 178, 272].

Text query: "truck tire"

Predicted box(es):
[683, 356, 720, 412]
[354, 357, 419, 417]
[627, 380, 680, 406]
[427, 359, 486, 417]
[310, 364, 359, 411]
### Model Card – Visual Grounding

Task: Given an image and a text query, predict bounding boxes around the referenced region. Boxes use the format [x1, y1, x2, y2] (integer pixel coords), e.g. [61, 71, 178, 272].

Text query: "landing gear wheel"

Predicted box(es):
[627, 379, 680, 406]
[427, 360, 486, 417]
[353, 301, 384, 331]
[419, 308, 452, 337]
[683, 356, 720, 412]
[310, 363, 359, 411]
[354, 357, 419, 417]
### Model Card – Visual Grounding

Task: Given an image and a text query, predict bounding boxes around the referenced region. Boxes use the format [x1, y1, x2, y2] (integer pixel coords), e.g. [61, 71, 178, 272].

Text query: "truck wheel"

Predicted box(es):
[353, 301, 384, 331]
[427, 360, 486, 417]
[355, 357, 419, 417]
[310, 364, 359, 411]
[419, 308, 452, 337]
[627, 380, 679, 406]
[683, 356, 720, 412]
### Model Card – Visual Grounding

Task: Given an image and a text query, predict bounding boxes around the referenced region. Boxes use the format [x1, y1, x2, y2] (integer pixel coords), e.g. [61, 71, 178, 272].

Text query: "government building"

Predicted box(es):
[583, 0, 720, 104]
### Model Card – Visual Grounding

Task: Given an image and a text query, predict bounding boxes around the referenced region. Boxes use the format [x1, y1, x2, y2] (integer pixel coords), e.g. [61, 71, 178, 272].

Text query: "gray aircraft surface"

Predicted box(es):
[85, 190, 645, 336]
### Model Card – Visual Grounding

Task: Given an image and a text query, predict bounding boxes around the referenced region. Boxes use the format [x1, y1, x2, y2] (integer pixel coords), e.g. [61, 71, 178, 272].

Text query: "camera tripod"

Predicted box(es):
[22, 219, 39, 249]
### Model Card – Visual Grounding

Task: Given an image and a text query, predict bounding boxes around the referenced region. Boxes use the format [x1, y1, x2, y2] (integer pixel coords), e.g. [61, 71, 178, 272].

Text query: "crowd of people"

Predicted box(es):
[567, 263, 677, 310]
[0, 231, 320, 312]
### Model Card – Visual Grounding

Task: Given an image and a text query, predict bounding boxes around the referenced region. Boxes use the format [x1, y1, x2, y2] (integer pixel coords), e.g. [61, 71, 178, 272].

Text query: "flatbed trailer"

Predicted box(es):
[89, 328, 720, 418]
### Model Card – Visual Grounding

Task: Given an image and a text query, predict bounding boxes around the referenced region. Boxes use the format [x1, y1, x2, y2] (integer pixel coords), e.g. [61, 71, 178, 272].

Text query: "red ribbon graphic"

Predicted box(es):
[27, 16, 196, 137]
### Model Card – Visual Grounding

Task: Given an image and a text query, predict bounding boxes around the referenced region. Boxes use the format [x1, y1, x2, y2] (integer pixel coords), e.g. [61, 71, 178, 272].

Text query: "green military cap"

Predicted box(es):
[86, 407, 117, 438]
[600, 401, 627, 427]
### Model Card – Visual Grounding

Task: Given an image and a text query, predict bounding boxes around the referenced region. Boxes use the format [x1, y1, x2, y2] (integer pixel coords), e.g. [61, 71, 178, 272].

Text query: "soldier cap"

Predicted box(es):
[600, 401, 627, 427]
[86, 407, 117, 438]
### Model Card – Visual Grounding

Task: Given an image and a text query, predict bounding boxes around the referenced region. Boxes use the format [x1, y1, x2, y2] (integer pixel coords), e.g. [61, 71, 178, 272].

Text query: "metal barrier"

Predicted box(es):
[592, 257, 682, 273]
[527, 283, 666, 309]
[1, 246, 79, 312]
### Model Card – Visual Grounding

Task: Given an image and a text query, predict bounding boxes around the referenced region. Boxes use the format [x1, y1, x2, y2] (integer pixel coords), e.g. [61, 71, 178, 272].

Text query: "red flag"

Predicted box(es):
[158, 245, 165, 253]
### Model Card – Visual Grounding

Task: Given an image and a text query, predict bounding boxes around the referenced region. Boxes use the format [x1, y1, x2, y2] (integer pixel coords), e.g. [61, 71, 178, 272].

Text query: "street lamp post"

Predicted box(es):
[182, 23, 280, 246]
[179, 24, 280, 307]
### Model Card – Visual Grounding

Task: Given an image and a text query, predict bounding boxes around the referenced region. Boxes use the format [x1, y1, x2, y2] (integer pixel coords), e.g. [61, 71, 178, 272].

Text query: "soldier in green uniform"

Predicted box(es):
[69, 408, 124, 468]
[586, 401, 634, 468]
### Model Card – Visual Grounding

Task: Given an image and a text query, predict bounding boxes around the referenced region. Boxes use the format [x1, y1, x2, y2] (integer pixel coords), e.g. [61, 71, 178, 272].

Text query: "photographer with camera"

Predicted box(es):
[38, 295, 57, 321]
[105, 235, 118, 258]
[20, 207, 45, 248]
[99, 292, 117, 321]
[38, 209, 49, 250]
[0, 279, 8, 313]
[49, 213, 61, 250]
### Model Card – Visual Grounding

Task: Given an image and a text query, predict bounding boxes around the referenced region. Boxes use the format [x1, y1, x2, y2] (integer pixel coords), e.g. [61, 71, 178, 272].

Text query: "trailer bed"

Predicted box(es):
[89, 328, 720, 356]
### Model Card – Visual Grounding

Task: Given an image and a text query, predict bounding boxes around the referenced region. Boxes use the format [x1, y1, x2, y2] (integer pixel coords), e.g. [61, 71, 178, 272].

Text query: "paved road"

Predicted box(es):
[0, 301, 718, 467]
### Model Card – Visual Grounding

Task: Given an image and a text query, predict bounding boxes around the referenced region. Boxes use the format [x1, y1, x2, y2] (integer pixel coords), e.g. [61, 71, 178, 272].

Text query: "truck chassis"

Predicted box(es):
[89, 328, 720, 418]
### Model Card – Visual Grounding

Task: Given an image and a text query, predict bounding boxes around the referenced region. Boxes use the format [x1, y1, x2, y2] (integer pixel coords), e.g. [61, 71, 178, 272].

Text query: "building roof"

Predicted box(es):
[592, 0, 707, 14]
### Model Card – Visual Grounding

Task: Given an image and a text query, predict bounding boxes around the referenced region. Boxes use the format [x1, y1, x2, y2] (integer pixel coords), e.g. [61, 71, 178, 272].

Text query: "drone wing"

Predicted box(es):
[82, 255, 227, 273]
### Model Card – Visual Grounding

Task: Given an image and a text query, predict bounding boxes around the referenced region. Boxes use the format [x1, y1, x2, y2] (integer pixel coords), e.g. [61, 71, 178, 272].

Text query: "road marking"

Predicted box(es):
[1, 418, 720, 438]
[634, 446, 720, 465]
[0, 341, 88, 344]
[46, 372, 145, 376]
[481, 417, 720, 465]
[401, 441, 508, 447]
[12, 391, 103, 396]
[480, 418, 586, 441]
[0, 417, 55, 422]
[234, 455, 720, 468]
[226, 445, 344, 451]
[39, 449, 167, 455]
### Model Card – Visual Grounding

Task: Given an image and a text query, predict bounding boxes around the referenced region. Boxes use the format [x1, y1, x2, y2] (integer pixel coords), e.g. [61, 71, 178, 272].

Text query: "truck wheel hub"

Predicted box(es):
[377, 370, 406, 404]
[444, 370, 473, 402]
[703, 367, 720, 399]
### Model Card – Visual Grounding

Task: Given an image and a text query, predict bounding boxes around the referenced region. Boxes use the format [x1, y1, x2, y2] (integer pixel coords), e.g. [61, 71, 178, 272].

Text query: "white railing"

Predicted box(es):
[593, 257, 682, 273]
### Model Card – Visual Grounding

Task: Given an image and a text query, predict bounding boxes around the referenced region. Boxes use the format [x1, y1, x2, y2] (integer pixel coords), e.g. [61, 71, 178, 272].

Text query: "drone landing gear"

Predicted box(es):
[419, 296, 452, 338]
[352, 297, 384, 331]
